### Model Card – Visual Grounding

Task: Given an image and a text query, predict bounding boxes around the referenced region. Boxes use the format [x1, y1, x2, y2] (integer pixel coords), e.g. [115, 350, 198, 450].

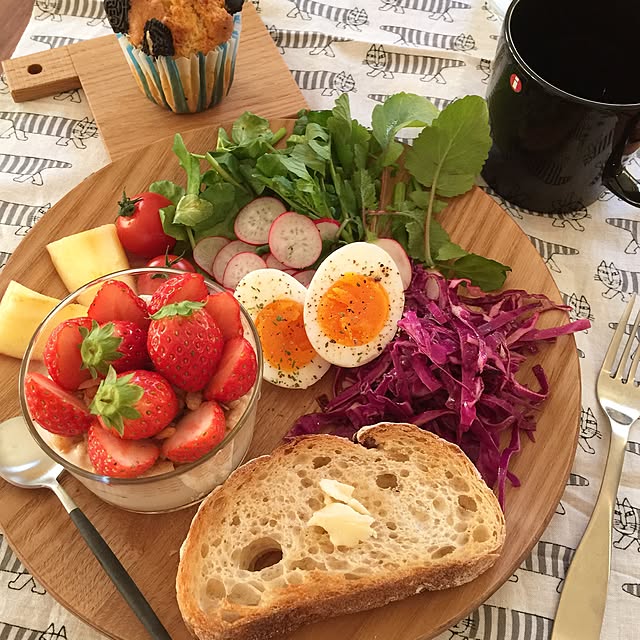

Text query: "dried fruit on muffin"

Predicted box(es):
[147, 301, 224, 392]
[90, 367, 179, 440]
[25, 372, 96, 436]
[125, 0, 237, 58]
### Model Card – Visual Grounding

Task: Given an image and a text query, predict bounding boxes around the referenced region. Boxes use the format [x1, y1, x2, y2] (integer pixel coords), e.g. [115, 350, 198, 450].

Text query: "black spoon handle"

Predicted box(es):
[69, 508, 173, 640]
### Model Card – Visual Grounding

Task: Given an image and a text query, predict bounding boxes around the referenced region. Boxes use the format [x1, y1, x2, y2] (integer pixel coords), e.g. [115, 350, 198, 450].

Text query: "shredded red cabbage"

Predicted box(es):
[288, 266, 590, 508]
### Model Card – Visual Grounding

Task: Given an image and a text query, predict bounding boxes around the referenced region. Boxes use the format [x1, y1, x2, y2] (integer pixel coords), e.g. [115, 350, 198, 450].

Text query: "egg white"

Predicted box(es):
[304, 243, 405, 368]
[234, 269, 330, 389]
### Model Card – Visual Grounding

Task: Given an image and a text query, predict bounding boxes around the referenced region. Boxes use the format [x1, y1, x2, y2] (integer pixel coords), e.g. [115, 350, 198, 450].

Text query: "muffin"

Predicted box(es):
[104, 0, 244, 113]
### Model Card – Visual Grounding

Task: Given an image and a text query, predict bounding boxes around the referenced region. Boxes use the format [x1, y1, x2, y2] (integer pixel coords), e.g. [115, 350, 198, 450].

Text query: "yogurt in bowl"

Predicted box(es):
[19, 268, 263, 513]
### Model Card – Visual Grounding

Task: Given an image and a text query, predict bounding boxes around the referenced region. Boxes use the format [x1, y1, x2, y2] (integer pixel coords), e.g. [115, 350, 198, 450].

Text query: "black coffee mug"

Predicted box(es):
[482, 0, 640, 213]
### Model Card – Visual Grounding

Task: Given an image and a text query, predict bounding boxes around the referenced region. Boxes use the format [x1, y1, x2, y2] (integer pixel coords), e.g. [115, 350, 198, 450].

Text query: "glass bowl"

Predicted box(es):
[18, 268, 263, 513]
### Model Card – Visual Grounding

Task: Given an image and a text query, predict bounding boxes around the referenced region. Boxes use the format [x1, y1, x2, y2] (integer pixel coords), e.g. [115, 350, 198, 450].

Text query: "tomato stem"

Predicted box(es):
[117, 190, 142, 217]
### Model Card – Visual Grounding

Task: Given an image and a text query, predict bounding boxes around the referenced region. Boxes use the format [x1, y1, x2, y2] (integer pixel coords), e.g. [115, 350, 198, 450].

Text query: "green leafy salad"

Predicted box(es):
[150, 92, 511, 291]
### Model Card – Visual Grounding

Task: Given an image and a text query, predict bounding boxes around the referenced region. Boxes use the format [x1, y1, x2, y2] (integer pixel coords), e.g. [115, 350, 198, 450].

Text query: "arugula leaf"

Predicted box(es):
[430, 219, 469, 262]
[405, 96, 491, 197]
[327, 94, 371, 178]
[173, 135, 201, 196]
[174, 194, 214, 227]
[159, 205, 188, 242]
[149, 180, 185, 205]
[371, 93, 439, 167]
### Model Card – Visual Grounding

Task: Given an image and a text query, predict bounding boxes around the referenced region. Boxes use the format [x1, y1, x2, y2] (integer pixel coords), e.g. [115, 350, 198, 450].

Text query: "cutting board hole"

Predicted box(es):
[27, 64, 43, 75]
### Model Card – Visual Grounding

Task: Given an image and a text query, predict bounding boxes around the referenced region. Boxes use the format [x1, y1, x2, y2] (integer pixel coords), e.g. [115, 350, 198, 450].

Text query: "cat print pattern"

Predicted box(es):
[0, 73, 8, 95]
[623, 583, 640, 597]
[627, 441, 640, 456]
[0, 533, 45, 594]
[365, 45, 465, 83]
[54, 89, 82, 103]
[379, 0, 471, 23]
[517, 540, 576, 591]
[561, 291, 593, 329]
[286, 0, 369, 30]
[35, 0, 107, 25]
[605, 218, 640, 254]
[527, 235, 579, 273]
[31, 34, 84, 49]
[0, 154, 72, 186]
[0, 622, 67, 639]
[268, 27, 351, 56]
[578, 406, 601, 454]
[291, 70, 355, 96]
[368, 93, 452, 110]
[0, 200, 51, 236]
[0, 113, 98, 149]
[556, 473, 589, 515]
[447, 604, 553, 639]
[380, 26, 475, 51]
[485, 187, 590, 230]
[0, 252, 10, 269]
[614, 497, 640, 551]
[595, 261, 640, 301]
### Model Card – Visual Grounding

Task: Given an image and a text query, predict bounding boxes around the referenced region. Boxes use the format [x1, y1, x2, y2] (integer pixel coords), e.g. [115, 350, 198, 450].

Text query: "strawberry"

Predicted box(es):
[24, 372, 95, 436]
[204, 336, 257, 403]
[43, 317, 94, 390]
[161, 401, 226, 464]
[87, 423, 160, 478]
[147, 272, 208, 315]
[89, 367, 178, 440]
[88, 280, 150, 330]
[204, 292, 243, 341]
[147, 301, 224, 392]
[80, 320, 148, 376]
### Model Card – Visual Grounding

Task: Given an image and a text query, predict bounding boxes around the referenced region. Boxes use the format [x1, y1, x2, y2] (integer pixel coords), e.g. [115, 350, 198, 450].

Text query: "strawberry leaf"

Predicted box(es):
[150, 300, 206, 320]
[89, 367, 143, 435]
[80, 321, 123, 377]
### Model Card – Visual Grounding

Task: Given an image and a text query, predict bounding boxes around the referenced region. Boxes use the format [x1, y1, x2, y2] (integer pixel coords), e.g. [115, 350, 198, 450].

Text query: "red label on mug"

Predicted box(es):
[510, 73, 522, 93]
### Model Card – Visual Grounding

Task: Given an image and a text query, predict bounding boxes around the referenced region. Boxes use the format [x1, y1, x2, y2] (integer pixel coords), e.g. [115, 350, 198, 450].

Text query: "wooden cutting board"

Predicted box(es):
[1, 3, 308, 160]
[0, 119, 581, 640]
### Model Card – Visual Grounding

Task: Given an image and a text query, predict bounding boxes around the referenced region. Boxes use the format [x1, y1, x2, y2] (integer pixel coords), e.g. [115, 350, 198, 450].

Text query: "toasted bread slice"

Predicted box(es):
[177, 422, 505, 640]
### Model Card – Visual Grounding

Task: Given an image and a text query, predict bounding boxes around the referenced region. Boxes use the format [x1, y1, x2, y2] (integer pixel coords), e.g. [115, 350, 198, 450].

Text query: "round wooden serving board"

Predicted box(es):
[0, 119, 581, 640]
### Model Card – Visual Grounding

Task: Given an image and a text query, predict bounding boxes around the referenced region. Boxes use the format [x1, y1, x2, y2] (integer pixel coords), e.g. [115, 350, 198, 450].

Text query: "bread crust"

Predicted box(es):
[177, 423, 506, 640]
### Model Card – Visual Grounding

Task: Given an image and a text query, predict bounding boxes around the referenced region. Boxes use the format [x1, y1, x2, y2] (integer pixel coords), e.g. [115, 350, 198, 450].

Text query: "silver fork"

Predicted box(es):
[551, 294, 640, 640]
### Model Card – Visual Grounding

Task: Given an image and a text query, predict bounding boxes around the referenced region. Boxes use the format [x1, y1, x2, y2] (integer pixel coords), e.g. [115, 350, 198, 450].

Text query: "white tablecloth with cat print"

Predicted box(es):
[0, 1, 639, 639]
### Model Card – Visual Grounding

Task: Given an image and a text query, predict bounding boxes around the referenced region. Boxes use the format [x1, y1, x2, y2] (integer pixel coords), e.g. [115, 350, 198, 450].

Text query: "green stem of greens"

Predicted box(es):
[186, 227, 196, 250]
[271, 127, 287, 146]
[205, 153, 251, 193]
[423, 181, 439, 267]
[393, 182, 406, 210]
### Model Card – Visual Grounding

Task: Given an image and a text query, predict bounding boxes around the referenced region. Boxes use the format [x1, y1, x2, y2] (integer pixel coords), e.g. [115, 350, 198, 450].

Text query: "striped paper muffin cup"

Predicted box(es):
[117, 13, 241, 114]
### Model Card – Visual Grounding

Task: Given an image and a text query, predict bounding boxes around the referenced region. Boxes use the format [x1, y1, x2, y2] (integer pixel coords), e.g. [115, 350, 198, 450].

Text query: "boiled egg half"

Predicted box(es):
[234, 269, 330, 389]
[304, 242, 405, 368]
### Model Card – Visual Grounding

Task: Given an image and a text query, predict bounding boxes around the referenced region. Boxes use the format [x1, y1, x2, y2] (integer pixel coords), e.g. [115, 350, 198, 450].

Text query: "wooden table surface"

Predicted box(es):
[0, 0, 32, 61]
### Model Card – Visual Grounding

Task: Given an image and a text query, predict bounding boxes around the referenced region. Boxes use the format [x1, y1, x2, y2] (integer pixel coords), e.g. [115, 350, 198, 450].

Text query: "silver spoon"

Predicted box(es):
[0, 416, 172, 640]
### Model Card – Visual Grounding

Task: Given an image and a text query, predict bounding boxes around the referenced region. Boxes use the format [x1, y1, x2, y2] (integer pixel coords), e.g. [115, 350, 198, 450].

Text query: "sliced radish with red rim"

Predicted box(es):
[314, 218, 340, 242]
[212, 240, 255, 284]
[264, 253, 287, 270]
[372, 238, 412, 290]
[293, 269, 316, 287]
[268, 212, 322, 270]
[234, 197, 287, 246]
[193, 236, 230, 275]
[222, 252, 267, 290]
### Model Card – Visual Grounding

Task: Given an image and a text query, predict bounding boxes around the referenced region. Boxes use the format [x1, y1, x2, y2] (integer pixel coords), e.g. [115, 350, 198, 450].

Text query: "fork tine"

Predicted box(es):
[604, 294, 636, 376]
[625, 303, 640, 383]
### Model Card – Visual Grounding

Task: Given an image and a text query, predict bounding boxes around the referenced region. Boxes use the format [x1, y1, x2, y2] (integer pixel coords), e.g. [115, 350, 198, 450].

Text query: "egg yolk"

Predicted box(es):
[255, 299, 316, 372]
[317, 273, 389, 346]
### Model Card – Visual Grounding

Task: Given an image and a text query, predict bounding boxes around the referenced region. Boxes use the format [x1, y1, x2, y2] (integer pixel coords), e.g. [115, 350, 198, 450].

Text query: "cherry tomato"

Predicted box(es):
[138, 254, 196, 296]
[115, 191, 176, 259]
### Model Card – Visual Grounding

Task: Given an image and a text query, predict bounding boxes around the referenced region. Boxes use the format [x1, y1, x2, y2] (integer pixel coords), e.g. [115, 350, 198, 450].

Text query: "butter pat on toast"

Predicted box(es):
[177, 422, 506, 640]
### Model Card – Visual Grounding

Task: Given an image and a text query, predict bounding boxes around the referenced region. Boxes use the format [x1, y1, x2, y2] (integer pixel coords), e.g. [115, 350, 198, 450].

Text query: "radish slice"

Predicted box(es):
[314, 218, 340, 242]
[212, 240, 255, 284]
[269, 212, 322, 269]
[234, 197, 287, 246]
[193, 236, 229, 275]
[293, 269, 316, 287]
[372, 238, 412, 290]
[264, 253, 287, 270]
[222, 253, 267, 290]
